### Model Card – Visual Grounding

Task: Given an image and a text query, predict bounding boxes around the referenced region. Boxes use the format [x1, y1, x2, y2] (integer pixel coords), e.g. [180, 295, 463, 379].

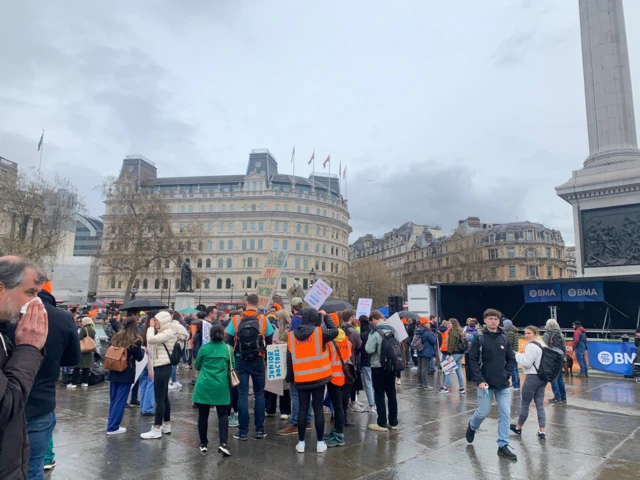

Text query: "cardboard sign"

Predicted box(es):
[202, 320, 212, 345]
[304, 279, 333, 310]
[442, 357, 458, 376]
[256, 251, 289, 309]
[266, 344, 287, 381]
[385, 313, 408, 342]
[356, 298, 373, 318]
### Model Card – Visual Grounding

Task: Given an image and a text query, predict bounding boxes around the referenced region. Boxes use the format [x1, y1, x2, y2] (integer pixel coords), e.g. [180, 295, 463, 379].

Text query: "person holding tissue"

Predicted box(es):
[0, 255, 49, 480]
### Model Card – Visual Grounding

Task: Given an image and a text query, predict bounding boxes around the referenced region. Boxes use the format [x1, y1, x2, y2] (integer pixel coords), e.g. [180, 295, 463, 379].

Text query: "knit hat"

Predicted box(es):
[81, 317, 94, 327]
[41, 281, 53, 294]
[573, 321, 582, 327]
[291, 297, 304, 308]
[503, 319, 513, 329]
[155, 311, 172, 329]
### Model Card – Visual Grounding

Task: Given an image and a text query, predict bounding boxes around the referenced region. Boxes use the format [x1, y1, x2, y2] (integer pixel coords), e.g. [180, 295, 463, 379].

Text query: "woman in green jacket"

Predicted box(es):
[192, 322, 234, 456]
[68, 317, 96, 388]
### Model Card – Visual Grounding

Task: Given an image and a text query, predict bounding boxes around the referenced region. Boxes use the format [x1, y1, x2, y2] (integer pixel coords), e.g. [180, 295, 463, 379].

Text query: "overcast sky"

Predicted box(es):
[2, 0, 640, 246]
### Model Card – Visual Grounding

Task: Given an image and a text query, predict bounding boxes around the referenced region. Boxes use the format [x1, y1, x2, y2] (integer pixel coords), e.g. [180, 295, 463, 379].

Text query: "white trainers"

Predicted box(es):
[168, 383, 178, 390]
[173, 381, 182, 389]
[160, 424, 171, 434]
[396, 379, 402, 385]
[66, 384, 76, 389]
[140, 428, 162, 440]
[81, 383, 89, 387]
[349, 403, 364, 413]
[296, 441, 305, 453]
[280, 414, 290, 420]
[316, 441, 327, 453]
[107, 427, 126, 435]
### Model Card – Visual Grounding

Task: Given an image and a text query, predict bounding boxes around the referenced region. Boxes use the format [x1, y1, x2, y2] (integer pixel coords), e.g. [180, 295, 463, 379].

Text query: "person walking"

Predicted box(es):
[286, 308, 338, 453]
[358, 316, 376, 413]
[67, 317, 96, 389]
[141, 311, 189, 439]
[226, 294, 274, 441]
[572, 321, 589, 377]
[106, 317, 144, 435]
[414, 318, 436, 391]
[440, 318, 466, 394]
[510, 326, 548, 441]
[544, 319, 567, 404]
[503, 319, 521, 391]
[366, 311, 400, 432]
[466, 309, 518, 461]
[193, 322, 233, 456]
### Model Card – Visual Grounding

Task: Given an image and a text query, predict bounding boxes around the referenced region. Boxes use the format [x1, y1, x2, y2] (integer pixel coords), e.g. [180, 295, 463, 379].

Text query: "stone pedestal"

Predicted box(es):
[174, 292, 196, 312]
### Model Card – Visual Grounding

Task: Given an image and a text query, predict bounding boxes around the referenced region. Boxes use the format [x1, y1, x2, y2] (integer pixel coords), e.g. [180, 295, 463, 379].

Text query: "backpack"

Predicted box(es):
[531, 341, 564, 382]
[163, 341, 182, 366]
[375, 327, 405, 373]
[457, 334, 469, 354]
[410, 333, 424, 352]
[236, 315, 265, 361]
[477, 332, 509, 368]
[103, 322, 115, 339]
[104, 346, 129, 372]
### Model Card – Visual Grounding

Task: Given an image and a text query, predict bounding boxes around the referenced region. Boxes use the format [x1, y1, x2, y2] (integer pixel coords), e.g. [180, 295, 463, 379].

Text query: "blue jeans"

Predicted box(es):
[361, 366, 375, 405]
[288, 382, 312, 426]
[107, 381, 131, 432]
[236, 357, 266, 436]
[511, 366, 521, 389]
[469, 386, 511, 448]
[139, 367, 155, 414]
[26, 411, 56, 480]
[444, 354, 465, 389]
[171, 365, 178, 383]
[552, 374, 566, 400]
[575, 347, 588, 375]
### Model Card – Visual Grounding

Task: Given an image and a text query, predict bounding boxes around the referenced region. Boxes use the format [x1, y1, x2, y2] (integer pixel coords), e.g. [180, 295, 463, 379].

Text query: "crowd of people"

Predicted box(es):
[1, 253, 624, 479]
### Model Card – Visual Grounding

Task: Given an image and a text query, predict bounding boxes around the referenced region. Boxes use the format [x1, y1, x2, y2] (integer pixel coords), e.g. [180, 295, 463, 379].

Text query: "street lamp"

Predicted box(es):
[231, 283, 235, 302]
[368, 279, 372, 299]
[309, 268, 316, 286]
[131, 285, 138, 300]
[244, 292, 248, 301]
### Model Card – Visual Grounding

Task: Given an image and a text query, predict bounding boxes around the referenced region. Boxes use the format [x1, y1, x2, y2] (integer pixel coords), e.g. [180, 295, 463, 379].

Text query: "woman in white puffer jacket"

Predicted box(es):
[141, 311, 189, 440]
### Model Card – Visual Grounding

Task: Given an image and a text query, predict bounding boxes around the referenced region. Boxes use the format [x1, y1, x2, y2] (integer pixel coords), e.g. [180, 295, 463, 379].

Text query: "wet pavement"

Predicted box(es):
[47, 368, 640, 479]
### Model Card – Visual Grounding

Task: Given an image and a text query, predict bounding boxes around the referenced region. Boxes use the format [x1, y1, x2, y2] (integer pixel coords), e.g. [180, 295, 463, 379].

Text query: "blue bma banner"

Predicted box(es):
[587, 341, 637, 376]
[523, 284, 562, 303]
[561, 282, 604, 302]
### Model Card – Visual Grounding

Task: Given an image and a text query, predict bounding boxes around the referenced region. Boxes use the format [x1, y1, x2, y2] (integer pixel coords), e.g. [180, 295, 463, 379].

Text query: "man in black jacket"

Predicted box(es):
[465, 308, 518, 461]
[26, 283, 81, 477]
[0, 255, 49, 480]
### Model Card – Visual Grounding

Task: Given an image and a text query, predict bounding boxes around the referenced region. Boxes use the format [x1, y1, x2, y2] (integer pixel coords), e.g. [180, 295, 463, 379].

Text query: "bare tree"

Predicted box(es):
[99, 176, 200, 302]
[347, 257, 402, 308]
[0, 169, 80, 267]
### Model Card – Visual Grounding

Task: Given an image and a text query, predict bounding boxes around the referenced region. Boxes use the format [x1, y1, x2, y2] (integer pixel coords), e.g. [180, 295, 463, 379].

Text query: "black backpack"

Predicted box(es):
[457, 334, 469, 353]
[375, 327, 405, 373]
[236, 315, 265, 361]
[531, 341, 564, 382]
[163, 341, 182, 366]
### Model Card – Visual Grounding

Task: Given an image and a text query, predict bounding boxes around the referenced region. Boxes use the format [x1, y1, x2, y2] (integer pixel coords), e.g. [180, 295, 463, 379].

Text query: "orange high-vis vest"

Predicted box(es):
[288, 328, 331, 383]
[328, 339, 352, 386]
[232, 312, 268, 337]
[189, 324, 197, 349]
[440, 329, 449, 352]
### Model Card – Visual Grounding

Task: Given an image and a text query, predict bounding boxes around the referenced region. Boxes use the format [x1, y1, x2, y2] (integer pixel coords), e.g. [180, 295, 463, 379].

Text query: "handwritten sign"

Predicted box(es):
[356, 298, 373, 318]
[202, 320, 212, 345]
[256, 251, 289, 309]
[386, 313, 408, 342]
[304, 278, 333, 310]
[441, 357, 458, 376]
[266, 344, 287, 381]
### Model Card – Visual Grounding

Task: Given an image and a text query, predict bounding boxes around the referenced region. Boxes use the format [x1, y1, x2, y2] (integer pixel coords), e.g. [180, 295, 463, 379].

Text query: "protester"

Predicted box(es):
[127, 311, 143, 406]
[190, 313, 204, 385]
[406, 318, 418, 369]
[340, 309, 362, 424]
[286, 308, 338, 453]
[440, 318, 466, 394]
[138, 312, 156, 417]
[226, 294, 274, 441]
[544, 319, 567, 404]
[466, 309, 518, 461]
[572, 321, 589, 377]
[504, 319, 521, 390]
[107, 317, 144, 435]
[68, 317, 96, 389]
[26, 281, 80, 478]
[193, 322, 233, 456]
[510, 326, 548, 440]
[168, 311, 184, 390]
[358, 316, 376, 413]
[325, 327, 352, 447]
[141, 311, 189, 439]
[0, 255, 49, 479]
[266, 309, 292, 420]
[438, 320, 450, 366]
[463, 318, 479, 381]
[366, 311, 400, 432]
[414, 318, 436, 391]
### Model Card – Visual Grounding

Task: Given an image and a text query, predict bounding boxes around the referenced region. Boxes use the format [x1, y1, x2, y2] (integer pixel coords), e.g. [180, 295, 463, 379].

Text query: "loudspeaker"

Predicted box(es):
[388, 296, 404, 316]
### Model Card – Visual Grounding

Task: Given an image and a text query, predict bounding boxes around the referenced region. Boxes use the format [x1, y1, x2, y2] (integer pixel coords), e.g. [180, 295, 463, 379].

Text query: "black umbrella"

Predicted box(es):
[398, 311, 420, 321]
[319, 300, 354, 313]
[118, 298, 168, 312]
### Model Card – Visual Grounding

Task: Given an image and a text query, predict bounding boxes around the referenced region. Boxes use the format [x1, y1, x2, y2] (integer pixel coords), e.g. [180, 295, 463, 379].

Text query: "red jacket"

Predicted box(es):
[572, 327, 588, 350]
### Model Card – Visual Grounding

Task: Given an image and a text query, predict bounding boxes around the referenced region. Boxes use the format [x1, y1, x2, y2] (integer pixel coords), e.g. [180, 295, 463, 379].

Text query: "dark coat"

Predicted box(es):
[76, 326, 96, 369]
[415, 326, 437, 358]
[359, 331, 371, 368]
[0, 324, 45, 479]
[469, 327, 516, 389]
[108, 342, 144, 384]
[26, 291, 81, 418]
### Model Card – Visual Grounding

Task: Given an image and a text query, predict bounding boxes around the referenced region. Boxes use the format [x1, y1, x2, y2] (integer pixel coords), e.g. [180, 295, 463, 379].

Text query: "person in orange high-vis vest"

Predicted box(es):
[325, 329, 352, 447]
[286, 308, 339, 454]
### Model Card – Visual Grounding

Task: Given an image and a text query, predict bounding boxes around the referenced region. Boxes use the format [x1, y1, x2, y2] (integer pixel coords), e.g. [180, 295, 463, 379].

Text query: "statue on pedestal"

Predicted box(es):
[179, 258, 193, 292]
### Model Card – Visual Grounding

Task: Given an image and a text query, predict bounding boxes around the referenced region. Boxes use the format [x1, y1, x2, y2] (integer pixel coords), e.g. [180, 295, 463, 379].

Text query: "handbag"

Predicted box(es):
[227, 345, 240, 387]
[80, 328, 97, 354]
[332, 341, 356, 384]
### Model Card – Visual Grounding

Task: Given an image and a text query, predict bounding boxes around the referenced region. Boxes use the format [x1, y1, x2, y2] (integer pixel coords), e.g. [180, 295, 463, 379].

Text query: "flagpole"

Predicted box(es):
[312, 150, 315, 191]
[328, 156, 331, 195]
[291, 146, 295, 189]
[38, 129, 44, 172]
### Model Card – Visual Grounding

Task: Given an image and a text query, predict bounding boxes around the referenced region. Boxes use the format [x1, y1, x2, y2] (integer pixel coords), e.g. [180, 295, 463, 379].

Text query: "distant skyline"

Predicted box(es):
[3, 1, 640, 246]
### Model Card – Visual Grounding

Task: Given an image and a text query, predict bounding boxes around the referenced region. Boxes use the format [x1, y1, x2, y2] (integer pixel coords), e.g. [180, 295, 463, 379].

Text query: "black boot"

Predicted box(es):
[498, 445, 517, 461]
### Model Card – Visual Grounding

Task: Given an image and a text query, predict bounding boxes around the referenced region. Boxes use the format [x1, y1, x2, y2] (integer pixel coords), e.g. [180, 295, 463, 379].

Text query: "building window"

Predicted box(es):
[297, 206, 302, 213]
[316, 208, 320, 215]
[446, 273, 450, 283]
[250, 222, 256, 232]
[248, 258, 253, 267]
[526, 230, 533, 241]
[488, 234, 495, 244]
[507, 231, 514, 241]
[197, 259, 203, 268]
[275, 204, 280, 211]
[304, 242, 309, 252]
[296, 224, 301, 233]
[227, 240, 233, 250]
[509, 265, 516, 278]
[204, 279, 210, 289]
[230, 205, 235, 212]
[209, 205, 214, 212]
[206, 259, 211, 268]
[490, 268, 497, 278]
[283, 240, 288, 250]
[247, 277, 253, 288]
[323, 209, 327, 216]
[207, 240, 212, 251]
[242, 240, 247, 250]
[258, 222, 264, 232]
[250, 239, 255, 249]
[179, 224, 184, 233]
[226, 258, 232, 268]
[322, 244, 327, 254]
[508, 247, 515, 258]
[295, 258, 301, 269]
[526, 249, 536, 258]
[189, 205, 193, 213]
[258, 239, 263, 250]
[153, 278, 159, 289]
[274, 222, 280, 232]
[322, 261, 326, 271]
[303, 279, 308, 289]
[526, 266, 538, 277]
[283, 223, 289, 232]
[304, 259, 309, 270]
[226, 279, 232, 289]
[218, 259, 223, 268]
[323, 227, 326, 236]
[180, 206, 185, 213]
[489, 249, 498, 260]
[217, 279, 222, 289]
[273, 240, 279, 250]
[559, 268, 564, 278]
[243, 222, 248, 231]
[304, 224, 309, 234]
[305, 207, 309, 213]
[545, 247, 551, 258]
[296, 241, 301, 251]
[316, 243, 320, 253]
[162, 279, 168, 289]
[280, 277, 287, 289]
[284, 205, 289, 212]
[221, 205, 226, 212]
[316, 226, 320, 235]
[200, 205, 205, 212]
[221, 224, 226, 233]
[219, 240, 224, 250]
[229, 223, 234, 232]
[547, 266, 553, 277]
[142, 279, 148, 289]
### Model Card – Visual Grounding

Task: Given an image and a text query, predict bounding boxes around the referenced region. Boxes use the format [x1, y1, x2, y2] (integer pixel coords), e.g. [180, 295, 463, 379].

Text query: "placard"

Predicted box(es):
[385, 313, 408, 342]
[356, 298, 373, 318]
[304, 278, 333, 310]
[202, 320, 212, 345]
[266, 344, 287, 381]
[256, 251, 289, 309]
[441, 357, 458, 376]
